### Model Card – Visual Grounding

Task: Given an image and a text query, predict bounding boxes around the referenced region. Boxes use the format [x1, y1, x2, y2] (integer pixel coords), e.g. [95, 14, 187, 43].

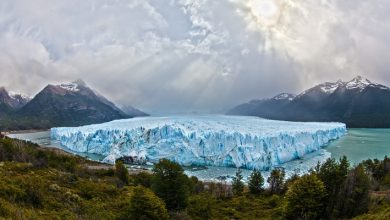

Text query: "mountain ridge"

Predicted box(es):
[0, 80, 148, 130]
[228, 76, 390, 128]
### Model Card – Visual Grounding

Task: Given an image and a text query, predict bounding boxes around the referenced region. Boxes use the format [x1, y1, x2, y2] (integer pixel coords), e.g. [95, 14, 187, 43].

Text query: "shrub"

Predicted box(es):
[126, 186, 169, 220]
[187, 193, 215, 220]
[285, 174, 327, 220]
[115, 160, 130, 185]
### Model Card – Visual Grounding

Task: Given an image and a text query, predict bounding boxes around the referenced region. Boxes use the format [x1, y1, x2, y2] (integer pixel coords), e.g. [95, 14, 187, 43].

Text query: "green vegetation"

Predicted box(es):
[248, 169, 265, 195]
[267, 168, 285, 194]
[232, 169, 244, 196]
[0, 135, 389, 219]
[125, 186, 169, 220]
[285, 174, 326, 219]
[151, 158, 190, 211]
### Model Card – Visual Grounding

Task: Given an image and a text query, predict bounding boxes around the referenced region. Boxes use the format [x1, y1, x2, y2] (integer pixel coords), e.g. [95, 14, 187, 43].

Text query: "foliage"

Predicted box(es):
[187, 193, 215, 220]
[115, 160, 130, 185]
[232, 169, 245, 196]
[151, 159, 190, 211]
[0, 137, 389, 220]
[125, 186, 169, 220]
[315, 156, 349, 217]
[132, 171, 154, 188]
[248, 169, 264, 195]
[338, 164, 370, 218]
[285, 174, 327, 220]
[267, 168, 285, 194]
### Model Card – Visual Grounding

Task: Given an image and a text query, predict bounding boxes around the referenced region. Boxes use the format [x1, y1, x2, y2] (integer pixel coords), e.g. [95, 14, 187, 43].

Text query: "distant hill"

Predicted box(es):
[0, 80, 148, 130]
[228, 76, 390, 128]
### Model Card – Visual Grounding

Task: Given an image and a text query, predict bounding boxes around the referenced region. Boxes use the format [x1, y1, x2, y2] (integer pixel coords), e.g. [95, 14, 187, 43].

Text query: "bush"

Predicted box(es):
[115, 160, 130, 185]
[187, 193, 215, 220]
[285, 174, 327, 220]
[126, 186, 169, 220]
[132, 172, 153, 188]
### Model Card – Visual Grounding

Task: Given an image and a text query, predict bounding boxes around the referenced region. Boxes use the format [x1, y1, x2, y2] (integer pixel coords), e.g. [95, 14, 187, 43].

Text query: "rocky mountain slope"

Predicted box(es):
[0, 80, 148, 130]
[228, 76, 390, 128]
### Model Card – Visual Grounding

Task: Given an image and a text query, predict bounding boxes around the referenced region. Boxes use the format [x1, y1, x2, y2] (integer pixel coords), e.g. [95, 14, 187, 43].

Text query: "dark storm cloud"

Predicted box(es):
[0, 0, 389, 114]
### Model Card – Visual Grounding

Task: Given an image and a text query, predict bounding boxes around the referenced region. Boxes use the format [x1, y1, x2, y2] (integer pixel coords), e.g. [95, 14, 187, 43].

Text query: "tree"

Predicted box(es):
[232, 169, 244, 196]
[337, 164, 370, 218]
[267, 168, 285, 194]
[316, 156, 349, 217]
[285, 174, 327, 220]
[115, 160, 130, 185]
[126, 186, 169, 220]
[248, 169, 264, 195]
[187, 193, 215, 220]
[151, 159, 190, 211]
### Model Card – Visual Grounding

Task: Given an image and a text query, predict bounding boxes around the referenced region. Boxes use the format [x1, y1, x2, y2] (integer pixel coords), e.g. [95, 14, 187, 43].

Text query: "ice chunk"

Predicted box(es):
[50, 115, 346, 170]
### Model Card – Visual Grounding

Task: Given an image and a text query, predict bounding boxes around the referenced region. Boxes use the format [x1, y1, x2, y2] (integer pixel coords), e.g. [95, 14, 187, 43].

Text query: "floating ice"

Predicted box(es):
[51, 115, 346, 170]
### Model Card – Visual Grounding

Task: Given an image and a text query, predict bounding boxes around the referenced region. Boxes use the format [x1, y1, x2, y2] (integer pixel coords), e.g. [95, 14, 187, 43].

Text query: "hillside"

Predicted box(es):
[228, 76, 390, 128]
[0, 80, 148, 130]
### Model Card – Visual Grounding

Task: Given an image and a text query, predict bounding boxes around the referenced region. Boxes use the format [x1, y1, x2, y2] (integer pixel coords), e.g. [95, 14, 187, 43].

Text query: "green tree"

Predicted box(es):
[187, 193, 215, 220]
[151, 159, 190, 211]
[115, 160, 130, 185]
[267, 168, 285, 194]
[316, 156, 349, 217]
[126, 186, 169, 220]
[285, 174, 327, 220]
[337, 164, 370, 218]
[232, 169, 244, 196]
[248, 169, 264, 195]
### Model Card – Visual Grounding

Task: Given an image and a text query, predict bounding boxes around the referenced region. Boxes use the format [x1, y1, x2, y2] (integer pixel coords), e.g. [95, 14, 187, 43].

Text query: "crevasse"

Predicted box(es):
[50, 115, 346, 170]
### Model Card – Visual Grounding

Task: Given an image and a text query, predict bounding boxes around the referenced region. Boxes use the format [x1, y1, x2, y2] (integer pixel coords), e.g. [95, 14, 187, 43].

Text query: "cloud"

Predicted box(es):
[0, 0, 389, 113]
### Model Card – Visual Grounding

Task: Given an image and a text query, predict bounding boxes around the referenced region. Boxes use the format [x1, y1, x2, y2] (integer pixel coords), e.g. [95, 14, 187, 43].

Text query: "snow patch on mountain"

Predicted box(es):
[51, 115, 346, 170]
[59, 82, 80, 92]
[273, 93, 295, 101]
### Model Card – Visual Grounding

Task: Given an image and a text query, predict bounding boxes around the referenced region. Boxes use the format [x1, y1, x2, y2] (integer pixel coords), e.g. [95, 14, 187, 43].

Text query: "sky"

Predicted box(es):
[0, 0, 390, 114]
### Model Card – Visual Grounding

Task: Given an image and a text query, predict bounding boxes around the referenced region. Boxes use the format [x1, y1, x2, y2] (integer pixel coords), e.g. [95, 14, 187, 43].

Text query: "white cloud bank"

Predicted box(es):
[0, 0, 389, 113]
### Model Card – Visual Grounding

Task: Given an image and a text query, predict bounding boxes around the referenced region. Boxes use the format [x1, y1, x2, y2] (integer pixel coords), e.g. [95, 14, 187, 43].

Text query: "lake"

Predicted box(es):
[8, 128, 390, 182]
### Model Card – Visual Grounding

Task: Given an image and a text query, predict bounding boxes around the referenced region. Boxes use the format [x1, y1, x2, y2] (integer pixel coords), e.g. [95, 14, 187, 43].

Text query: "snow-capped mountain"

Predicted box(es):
[228, 76, 390, 128]
[0, 80, 148, 130]
[298, 76, 388, 96]
[0, 87, 30, 112]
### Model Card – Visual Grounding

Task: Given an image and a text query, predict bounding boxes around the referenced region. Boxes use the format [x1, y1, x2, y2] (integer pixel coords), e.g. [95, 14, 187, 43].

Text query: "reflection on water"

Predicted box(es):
[8, 128, 390, 182]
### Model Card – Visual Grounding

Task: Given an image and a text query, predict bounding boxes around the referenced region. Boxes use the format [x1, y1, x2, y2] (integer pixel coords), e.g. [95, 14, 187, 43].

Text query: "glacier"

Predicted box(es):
[50, 115, 346, 170]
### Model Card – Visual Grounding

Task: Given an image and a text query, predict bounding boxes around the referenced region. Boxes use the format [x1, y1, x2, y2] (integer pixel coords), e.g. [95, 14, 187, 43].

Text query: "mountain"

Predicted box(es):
[0, 80, 148, 130]
[228, 93, 295, 118]
[15, 80, 130, 128]
[227, 76, 390, 128]
[0, 87, 30, 115]
[120, 105, 149, 117]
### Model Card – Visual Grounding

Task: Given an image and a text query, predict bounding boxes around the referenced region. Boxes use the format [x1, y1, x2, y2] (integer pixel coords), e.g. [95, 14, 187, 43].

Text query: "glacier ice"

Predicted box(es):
[50, 115, 346, 170]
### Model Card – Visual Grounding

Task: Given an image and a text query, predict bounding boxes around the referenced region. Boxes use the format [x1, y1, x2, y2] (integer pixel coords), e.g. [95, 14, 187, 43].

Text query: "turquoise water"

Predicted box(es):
[327, 129, 390, 165]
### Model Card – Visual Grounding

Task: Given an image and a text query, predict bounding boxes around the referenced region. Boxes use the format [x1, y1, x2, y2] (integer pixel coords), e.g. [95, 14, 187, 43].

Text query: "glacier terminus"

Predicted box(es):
[51, 115, 346, 170]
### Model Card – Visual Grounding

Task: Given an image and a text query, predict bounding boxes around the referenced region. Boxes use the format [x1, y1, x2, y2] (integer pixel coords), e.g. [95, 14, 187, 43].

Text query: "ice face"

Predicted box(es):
[50, 115, 346, 170]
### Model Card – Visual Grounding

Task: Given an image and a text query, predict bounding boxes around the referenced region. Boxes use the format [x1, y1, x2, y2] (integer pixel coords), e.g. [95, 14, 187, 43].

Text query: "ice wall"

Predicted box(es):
[51, 115, 346, 170]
